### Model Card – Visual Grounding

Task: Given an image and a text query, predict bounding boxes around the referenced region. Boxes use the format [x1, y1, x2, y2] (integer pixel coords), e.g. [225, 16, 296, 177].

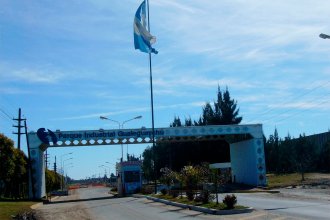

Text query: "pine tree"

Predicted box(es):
[198, 86, 242, 125]
[217, 87, 242, 124]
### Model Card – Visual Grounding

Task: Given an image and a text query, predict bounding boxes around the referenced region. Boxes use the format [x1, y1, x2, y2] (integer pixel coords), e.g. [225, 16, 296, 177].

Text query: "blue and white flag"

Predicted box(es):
[134, 0, 158, 54]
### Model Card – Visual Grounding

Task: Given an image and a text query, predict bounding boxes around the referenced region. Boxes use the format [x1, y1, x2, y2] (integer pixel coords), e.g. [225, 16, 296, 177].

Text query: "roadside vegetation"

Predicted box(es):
[0, 133, 62, 218]
[265, 129, 330, 181]
[153, 164, 243, 210]
[0, 200, 37, 220]
[154, 193, 245, 210]
[0, 134, 29, 199]
[0, 133, 62, 200]
[267, 172, 330, 189]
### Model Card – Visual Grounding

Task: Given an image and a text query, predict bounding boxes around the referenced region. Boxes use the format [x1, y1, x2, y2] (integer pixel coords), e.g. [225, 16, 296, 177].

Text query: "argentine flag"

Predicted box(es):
[134, 1, 158, 54]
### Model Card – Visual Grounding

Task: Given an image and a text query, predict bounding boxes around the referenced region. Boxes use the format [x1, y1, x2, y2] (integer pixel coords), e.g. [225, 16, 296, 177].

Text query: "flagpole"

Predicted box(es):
[146, 0, 157, 194]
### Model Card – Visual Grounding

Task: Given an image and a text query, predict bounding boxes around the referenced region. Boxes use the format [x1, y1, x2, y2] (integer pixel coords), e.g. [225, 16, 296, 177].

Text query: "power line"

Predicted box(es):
[0, 95, 18, 113]
[0, 108, 13, 120]
[0, 113, 12, 123]
[262, 94, 330, 124]
[245, 80, 330, 123]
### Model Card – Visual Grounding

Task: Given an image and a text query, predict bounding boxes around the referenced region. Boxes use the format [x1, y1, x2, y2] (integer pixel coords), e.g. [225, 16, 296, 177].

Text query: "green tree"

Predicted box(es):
[264, 128, 281, 173]
[209, 168, 230, 204]
[45, 169, 61, 193]
[0, 134, 16, 197]
[216, 87, 242, 124]
[278, 134, 295, 173]
[197, 86, 242, 126]
[200, 103, 215, 125]
[0, 134, 28, 198]
[318, 140, 330, 172]
[142, 146, 154, 182]
[12, 149, 28, 198]
[294, 135, 317, 181]
[170, 116, 182, 127]
[159, 167, 177, 195]
[179, 165, 203, 200]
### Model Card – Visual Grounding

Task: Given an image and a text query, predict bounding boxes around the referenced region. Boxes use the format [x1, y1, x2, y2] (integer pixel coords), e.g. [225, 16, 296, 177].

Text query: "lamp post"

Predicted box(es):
[64, 165, 74, 186]
[99, 164, 112, 184]
[106, 162, 117, 176]
[100, 165, 111, 177]
[100, 115, 142, 162]
[60, 152, 73, 190]
[62, 157, 73, 190]
[319, 33, 330, 39]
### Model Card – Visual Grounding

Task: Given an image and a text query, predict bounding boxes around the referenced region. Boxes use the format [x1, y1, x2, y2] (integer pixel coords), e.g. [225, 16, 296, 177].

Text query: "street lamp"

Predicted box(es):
[100, 115, 142, 162]
[319, 33, 330, 39]
[106, 162, 117, 175]
[99, 164, 112, 182]
[101, 164, 111, 175]
[64, 165, 74, 185]
[60, 152, 73, 190]
[62, 157, 73, 190]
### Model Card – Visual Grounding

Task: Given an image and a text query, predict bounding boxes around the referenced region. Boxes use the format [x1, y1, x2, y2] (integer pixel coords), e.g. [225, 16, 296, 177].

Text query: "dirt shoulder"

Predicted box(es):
[270, 173, 330, 201]
[32, 190, 92, 220]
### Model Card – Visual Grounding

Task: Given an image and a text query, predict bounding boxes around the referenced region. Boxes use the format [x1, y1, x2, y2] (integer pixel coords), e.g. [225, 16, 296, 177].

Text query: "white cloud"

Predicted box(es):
[153, 0, 330, 63]
[10, 68, 63, 83]
[0, 87, 33, 95]
[0, 61, 64, 83]
[53, 101, 205, 121]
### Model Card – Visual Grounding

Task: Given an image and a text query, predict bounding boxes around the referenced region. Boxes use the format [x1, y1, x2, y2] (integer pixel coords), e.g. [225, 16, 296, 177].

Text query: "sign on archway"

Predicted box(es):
[28, 124, 266, 198]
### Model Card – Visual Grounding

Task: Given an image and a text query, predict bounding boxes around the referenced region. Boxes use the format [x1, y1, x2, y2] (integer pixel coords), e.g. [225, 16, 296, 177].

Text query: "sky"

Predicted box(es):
[1, 0, 330, 180]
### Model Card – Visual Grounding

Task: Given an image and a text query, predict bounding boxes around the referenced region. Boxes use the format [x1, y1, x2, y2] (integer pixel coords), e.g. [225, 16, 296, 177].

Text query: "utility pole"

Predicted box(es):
[45, 150, 49, 170]
[13, 108, 26, 150]
[24, 120, 35, 199]
[54, 156, 57, 174]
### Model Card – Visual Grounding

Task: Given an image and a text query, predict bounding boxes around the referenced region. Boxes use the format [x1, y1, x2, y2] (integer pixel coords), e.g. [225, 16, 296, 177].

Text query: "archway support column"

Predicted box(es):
[230, 138, 266, 186]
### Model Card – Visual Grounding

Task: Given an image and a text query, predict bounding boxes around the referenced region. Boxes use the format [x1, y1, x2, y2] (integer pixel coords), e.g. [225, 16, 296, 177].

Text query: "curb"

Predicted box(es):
[132, 194, 254, 215]
[30, 196, 59, 209]
[30, 202, 43, 209]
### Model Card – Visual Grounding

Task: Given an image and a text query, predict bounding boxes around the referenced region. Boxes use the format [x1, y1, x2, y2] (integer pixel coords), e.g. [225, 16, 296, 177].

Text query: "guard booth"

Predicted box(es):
[117, 161, 142, 196]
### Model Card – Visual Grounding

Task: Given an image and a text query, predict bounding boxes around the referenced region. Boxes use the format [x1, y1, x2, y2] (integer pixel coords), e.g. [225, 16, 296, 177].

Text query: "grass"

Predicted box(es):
[0, 200, 38, 220]
[267, 173, 314, 188]
[154, 194, 247, 210]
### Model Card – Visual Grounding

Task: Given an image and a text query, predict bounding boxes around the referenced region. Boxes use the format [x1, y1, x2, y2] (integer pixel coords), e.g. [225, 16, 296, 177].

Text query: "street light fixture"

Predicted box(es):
[64, 165, 74, 185]
[99, 164, 111, 179]
[106, 162, 117, 175]
[60, 152, 73, 190]
[62, 157, 73, 190]
[100, 115, 142, 162]
[319, 33, 330, 39]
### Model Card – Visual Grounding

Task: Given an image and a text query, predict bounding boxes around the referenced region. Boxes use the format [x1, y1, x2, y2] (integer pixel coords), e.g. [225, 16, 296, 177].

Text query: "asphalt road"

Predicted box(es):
[216, 192, 330, 220]
[35, 186, 330, 220]
[78, 187, 221, 220]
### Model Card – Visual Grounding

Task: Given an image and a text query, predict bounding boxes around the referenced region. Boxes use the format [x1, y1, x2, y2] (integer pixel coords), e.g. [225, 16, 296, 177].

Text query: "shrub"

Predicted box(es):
[194, 190, 215, 204]
[160, 188, 167, 195]
[169, 190, 179, 198]
[141, 185, 154, 195]
[202, 190, 215, 204]
[223, 194, 237, 209]
[186, 190, 194, 201]
[110, 187, 117, 192]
